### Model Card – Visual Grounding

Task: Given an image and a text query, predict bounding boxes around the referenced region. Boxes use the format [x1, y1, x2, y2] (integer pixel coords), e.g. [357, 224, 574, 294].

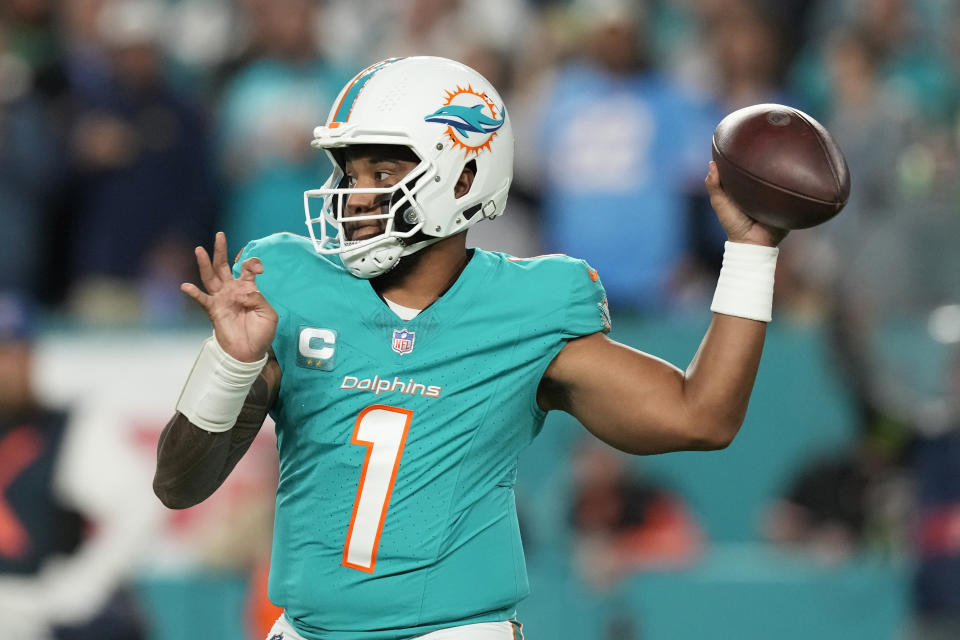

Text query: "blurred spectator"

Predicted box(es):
[460, 39, 544, 258]
[852, 0, 954, 124]
[0, 292, 155, 638]
[762, 432, 909, 565]
[680, 3, 806, 312]
[529, 0, 721, 311]
[64, 0, 214, 324]
[764, 449, 869, 564]
[569, 440, 702, 591]
[792, 0, 954, 124]
[912, 350, 960, 639]
[778, 26, 919, 323]
[659, 0, 795, 107]
[705, 6, 792, 111]
[1, 0, 63, 98]
[756, 0, 820, 66]
[215, 0, 351, 250]
[26, 0, 111, 307]
[0, 26, 60, 296]
[822, 27, 914, 232]
[319, 0, 532, 68]
[797, 15, 960, 398]
[58, 0, 113, 99]
[358, 0, 467, 62]
[164, 0, 244, 94]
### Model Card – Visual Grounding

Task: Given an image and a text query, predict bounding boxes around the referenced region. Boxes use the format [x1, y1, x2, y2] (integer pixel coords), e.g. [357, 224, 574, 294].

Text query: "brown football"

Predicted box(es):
[711, 103, 850, 230]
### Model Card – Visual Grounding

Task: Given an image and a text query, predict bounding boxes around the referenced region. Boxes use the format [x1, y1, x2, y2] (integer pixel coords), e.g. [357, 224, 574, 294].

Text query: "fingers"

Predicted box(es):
[189, 233, 265, 310]
[242, 289, 279, 320]
[238, 257, 264, 283]
[705, 161, 753, 240]
[194, 232, 239, 292]
[705, 160, 719, 187]
[194, 245, 221, 293]
[705, 162, 788, 246]
[212, 231, 232, 280]
[704, 161, 728, 204]
[704, 162, 735, 217]
[180, 282, 211, 308]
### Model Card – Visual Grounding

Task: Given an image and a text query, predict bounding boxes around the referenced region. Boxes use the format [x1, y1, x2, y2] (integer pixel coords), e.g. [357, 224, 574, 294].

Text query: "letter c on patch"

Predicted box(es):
[299, 327, 336, 360]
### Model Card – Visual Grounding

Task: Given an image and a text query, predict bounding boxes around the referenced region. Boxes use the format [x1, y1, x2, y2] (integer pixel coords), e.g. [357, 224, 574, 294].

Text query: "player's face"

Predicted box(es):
[342, 152, 419, 242]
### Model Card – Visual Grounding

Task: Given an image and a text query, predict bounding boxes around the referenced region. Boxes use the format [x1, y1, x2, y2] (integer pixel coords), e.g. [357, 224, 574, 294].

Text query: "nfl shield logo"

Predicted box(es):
[392, 328, 416, 355]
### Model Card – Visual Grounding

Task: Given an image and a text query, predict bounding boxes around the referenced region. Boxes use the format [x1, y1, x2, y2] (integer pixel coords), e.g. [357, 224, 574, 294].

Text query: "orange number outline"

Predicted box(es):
[342, 404, 413, 573]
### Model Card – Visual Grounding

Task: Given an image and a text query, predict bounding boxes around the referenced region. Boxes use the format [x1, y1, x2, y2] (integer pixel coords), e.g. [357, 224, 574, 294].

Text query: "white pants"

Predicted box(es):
[266, 614, 521, 639]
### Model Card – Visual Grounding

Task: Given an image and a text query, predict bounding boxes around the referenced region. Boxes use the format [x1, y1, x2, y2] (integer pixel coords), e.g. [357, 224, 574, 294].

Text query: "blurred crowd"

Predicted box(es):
[3, 0, 960, 637]
[2, 0, 959, 320]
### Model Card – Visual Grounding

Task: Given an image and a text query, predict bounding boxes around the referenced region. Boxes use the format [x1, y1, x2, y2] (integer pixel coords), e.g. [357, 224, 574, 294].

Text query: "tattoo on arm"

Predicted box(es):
[153, 356, 281, 509]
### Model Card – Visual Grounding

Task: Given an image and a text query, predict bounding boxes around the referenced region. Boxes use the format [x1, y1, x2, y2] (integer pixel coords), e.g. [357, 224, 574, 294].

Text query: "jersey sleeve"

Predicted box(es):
[231, 240, 258, 278]
[562, 259, 612, 339]
[229, 233, 317, 284]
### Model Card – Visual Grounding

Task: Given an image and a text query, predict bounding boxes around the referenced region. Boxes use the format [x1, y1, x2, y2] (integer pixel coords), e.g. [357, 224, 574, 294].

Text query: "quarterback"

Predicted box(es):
[154, 57, 785, 639]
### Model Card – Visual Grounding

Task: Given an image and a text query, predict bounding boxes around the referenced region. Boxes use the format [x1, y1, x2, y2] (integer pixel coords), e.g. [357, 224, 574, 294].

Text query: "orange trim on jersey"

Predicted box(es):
[587, 266, 599, 282]
[341, 404, 413, 573]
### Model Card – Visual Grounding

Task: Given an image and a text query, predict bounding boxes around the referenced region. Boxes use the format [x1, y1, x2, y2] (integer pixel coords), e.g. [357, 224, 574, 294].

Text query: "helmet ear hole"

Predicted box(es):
[455, 160, 477, 199]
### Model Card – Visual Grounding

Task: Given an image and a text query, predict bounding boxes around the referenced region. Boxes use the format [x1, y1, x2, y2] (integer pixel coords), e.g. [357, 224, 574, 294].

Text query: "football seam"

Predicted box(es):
[712, 137, 844, 207]
[790, 107, 843, 210]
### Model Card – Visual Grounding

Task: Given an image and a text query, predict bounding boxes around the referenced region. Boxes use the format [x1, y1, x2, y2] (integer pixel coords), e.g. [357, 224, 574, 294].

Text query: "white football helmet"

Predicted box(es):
[304, 56, 514, 278]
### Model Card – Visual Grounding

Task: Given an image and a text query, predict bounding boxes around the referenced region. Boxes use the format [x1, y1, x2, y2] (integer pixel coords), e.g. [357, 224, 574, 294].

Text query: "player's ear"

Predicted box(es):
[454, 160, 476, 199]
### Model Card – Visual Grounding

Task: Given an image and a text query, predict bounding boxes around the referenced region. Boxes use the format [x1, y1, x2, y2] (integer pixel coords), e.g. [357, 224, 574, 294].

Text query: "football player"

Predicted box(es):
[154, 56, 786, 640]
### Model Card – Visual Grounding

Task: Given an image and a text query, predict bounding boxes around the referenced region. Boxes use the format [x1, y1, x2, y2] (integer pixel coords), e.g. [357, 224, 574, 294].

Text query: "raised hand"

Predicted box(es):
[181, 232, 278, 362]
[705, 161, 788, 248]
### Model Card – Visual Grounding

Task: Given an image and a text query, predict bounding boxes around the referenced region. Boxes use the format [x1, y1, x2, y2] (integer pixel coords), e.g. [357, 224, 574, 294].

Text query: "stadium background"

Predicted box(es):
[3, 0, 960, 638]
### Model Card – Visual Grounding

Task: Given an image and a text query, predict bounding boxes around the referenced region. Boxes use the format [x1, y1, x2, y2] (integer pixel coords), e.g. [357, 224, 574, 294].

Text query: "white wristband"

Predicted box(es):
[710, 241, 779, 322]
[176, 336, 268, 432]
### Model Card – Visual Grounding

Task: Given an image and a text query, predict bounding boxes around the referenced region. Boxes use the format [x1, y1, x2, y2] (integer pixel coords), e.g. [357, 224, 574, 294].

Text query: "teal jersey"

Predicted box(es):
[233, 234, 610, 640]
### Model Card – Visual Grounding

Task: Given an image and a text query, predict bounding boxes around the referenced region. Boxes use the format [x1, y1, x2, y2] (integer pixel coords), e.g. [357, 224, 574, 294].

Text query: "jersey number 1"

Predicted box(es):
[342, 405, 412, 572]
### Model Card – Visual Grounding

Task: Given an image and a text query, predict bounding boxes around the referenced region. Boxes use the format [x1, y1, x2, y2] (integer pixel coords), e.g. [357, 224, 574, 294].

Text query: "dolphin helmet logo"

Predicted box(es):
[424, 85, 505, 156]
[425, 104, 505, 137]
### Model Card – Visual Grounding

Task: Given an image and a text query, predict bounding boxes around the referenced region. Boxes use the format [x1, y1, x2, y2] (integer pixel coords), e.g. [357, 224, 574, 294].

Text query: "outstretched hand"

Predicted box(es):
[181, 232, 278, 362]
[705, 161, 788, 248]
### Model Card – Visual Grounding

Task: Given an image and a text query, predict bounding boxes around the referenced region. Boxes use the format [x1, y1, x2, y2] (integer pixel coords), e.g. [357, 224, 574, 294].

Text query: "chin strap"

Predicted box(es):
[341, 233, 448, 279]
[341, 239, 405, 278]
